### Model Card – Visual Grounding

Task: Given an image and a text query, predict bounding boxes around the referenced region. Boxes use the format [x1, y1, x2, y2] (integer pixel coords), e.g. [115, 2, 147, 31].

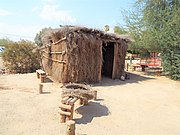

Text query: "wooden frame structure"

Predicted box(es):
[59, 90, 97, 123]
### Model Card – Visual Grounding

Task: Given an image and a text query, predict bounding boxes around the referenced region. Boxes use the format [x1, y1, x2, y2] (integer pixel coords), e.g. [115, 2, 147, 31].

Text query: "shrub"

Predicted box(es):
[2, 40, 40, 73]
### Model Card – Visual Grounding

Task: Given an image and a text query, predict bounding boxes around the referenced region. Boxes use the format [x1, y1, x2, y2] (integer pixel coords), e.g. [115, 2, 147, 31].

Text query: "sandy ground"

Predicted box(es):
[0, 71, 180, 135]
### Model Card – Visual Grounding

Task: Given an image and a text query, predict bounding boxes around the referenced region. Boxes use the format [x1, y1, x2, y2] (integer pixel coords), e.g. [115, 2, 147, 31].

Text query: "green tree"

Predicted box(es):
[0, 38, 14, 47]
[2, 40, 40, 73]
[104, 25, 109, 32]
[125, 0, 180, 80]
[113, 25, 127, 35]
[34, 27, 52, 47]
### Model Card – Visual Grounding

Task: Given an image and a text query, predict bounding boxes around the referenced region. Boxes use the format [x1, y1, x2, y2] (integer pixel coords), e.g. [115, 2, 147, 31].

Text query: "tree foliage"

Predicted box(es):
[125, 0, 180, 80]
[104, 25, 110, 32]
[2, 40, 40, 73]
[34, 27, 52, 47]
[0, 38, 14, 47]
[113, 25, 128, 35]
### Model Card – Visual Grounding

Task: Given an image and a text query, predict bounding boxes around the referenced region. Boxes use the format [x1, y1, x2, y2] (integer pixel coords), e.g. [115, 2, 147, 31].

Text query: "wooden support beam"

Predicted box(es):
[81, 97, 88, 106]
[69, 97, 78, 105]
[60, 108, 66, 123]
[58, 110, 71, 116]
[61, 97, 70, 104]
[52, 37, 66, 45]
[40, 74, 46, 83]
[38, 83, 43, 94]
[36, 72, 40, 79]
[112, 43, 118, 79]
[92, 90, 97, 100]
[66, 104, 74, 121]
[42, 55, 66, 64]
[66, 97, 73, 104]
[59, 103, 72, 110]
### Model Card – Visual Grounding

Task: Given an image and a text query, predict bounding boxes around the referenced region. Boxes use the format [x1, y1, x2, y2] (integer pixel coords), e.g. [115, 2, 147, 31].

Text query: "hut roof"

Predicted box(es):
[41, 26, 131, 45]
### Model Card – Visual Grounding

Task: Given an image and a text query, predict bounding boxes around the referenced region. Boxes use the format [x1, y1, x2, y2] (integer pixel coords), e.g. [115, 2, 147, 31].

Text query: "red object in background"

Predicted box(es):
[139, 53, 161, 67]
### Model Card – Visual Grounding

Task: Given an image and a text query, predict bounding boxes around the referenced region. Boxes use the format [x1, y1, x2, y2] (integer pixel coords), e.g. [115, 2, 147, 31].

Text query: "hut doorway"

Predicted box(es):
[102, 42, 114, 78]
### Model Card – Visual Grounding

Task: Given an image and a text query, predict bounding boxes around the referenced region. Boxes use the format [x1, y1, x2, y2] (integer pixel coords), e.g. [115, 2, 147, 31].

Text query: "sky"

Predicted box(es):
[0, 0, 134, 41]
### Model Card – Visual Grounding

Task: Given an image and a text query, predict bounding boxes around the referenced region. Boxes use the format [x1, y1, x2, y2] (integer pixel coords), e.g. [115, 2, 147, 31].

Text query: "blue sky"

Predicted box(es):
[0, 0, 134, 41]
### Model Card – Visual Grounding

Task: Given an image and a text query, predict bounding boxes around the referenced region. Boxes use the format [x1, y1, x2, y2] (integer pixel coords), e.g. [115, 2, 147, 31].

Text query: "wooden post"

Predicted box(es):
[112, 43, 118, 79]
[126, 63, 129, 71]
[92, 90, 97, 100]
[66, 104, 74, 121]
[40, 74, 46, 83]
[39, 83, 43, 94]
[61, 97, 70, 104]
[83, 97, 88, 106]
[59, 109, 66, 123]
[36, 72, 40, 79]
[66, 120, 75, 135]
[141, 65, 146, 72]
[69, 97, 78, 106]
[80, 98, 84, 105]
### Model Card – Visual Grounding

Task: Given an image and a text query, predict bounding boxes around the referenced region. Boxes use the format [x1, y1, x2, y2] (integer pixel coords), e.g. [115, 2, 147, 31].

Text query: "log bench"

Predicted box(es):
[59, 97, 79, 123]
[59, 90, 97, 123]
[36, 69, 46, 83]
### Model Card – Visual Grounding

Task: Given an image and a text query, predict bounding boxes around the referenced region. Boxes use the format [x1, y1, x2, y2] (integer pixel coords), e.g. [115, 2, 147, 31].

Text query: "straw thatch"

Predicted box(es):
[40, 26, 129, 84]
[61, 83, 94, 100]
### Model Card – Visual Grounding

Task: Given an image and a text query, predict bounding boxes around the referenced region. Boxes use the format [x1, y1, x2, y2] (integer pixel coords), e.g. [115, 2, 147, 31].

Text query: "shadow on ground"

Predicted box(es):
[45, 77, 53, 83]
[94, 72, 155, 87]
[74, 101, 109, 124]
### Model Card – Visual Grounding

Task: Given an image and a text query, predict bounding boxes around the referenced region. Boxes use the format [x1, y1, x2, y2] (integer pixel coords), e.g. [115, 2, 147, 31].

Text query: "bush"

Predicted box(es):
[2, 40, 40, 73]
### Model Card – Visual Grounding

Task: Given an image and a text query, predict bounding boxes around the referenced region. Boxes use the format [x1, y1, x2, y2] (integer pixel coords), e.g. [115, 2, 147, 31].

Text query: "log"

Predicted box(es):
[39, 83, 43, 94]
[81, 98, 88, 105]
[69, 97, 78, 105]
[61, 97, 70, 104]
[66, 120, 75, 135]
[66, 97, 73, 104]
[84, 99, 88, 106]
[36, 72, 40, 79]
[92, 90, 97, 100]
[60, 108, 66, 123]
[52, 37, 66, 45]
[59, 103, 72, 110]
[58, 110, 71, 116]
[66, 104, 74, 121]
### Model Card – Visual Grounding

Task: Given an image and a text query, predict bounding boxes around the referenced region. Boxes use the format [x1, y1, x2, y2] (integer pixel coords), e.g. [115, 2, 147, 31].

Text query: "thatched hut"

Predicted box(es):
[39, 26, 130, 84]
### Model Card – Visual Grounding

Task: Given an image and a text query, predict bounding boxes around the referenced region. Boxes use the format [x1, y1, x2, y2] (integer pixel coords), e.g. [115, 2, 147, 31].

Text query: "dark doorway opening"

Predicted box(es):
[102, 42, 114, 78]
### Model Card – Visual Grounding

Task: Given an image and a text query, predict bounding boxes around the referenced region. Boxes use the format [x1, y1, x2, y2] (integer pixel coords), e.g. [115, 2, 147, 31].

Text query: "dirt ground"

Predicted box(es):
[0, 70, 180, 135]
